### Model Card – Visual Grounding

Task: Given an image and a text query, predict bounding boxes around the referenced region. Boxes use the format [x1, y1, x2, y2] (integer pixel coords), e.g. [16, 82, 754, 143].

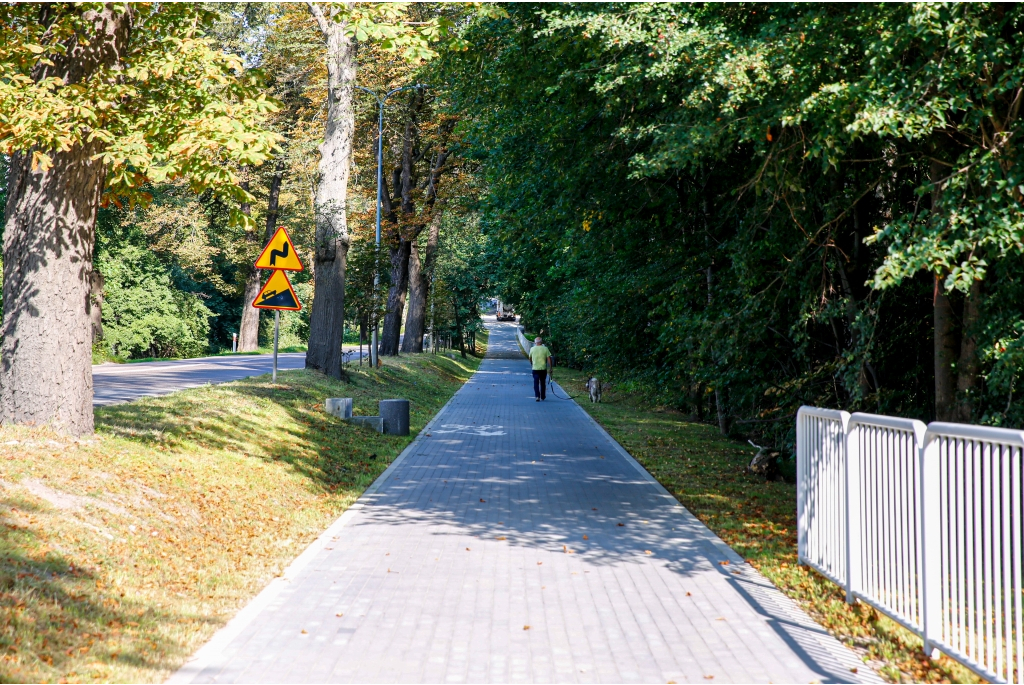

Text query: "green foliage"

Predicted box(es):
[97, 244, 213, 360]
[439, 3, 1024, 446]
[430, 212, 491, 351]
[0, 3, 280, 227]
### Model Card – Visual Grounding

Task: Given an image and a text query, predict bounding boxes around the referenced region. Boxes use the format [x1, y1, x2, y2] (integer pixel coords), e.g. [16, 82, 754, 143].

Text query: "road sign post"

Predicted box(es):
[273, 311, 280, 382]
[251, 226, 304, 385]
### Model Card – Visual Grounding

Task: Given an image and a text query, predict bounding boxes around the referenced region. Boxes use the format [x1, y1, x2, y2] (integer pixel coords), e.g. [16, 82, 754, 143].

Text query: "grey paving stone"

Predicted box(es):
[169, 320, 882, 684]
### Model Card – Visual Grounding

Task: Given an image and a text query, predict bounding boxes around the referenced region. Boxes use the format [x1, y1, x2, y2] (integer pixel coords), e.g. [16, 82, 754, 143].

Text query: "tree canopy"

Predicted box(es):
[437, 3, 1024, 445]
[5, 2, 1024, 443]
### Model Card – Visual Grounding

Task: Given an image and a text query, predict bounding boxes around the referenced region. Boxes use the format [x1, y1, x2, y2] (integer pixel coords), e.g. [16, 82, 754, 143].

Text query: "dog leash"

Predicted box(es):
[547, 376, 582, 400]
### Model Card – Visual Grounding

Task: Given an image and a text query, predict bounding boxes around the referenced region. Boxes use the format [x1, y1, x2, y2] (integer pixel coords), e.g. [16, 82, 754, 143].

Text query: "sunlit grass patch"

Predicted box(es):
[555, 366, 980, 685]
[1, 348, 482, 683]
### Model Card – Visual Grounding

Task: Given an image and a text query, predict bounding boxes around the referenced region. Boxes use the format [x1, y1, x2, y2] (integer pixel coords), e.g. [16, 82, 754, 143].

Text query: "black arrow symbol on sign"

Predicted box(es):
[269, 242, 289, 265]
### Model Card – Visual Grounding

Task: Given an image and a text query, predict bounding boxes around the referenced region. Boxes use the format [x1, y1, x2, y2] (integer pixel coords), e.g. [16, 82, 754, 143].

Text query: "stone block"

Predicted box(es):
[325, 398, 353, 419]
[348, 416, 383, 433]
[379, 399, 410, 436]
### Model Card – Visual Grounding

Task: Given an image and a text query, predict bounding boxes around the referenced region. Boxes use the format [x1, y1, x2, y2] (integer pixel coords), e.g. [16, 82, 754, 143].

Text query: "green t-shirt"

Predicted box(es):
[529, 344, 552, 371]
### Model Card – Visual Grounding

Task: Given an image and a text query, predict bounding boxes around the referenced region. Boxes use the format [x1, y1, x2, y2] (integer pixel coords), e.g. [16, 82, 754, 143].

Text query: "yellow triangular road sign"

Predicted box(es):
[252, 270, 301, 311]
[255, 226, 304, 271]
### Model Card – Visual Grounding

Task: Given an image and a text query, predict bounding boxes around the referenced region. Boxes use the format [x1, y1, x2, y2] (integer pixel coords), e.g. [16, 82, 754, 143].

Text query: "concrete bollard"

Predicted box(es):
[379, 399, 410, 436]
[325, 398, 353, 419]
[349, 416, 384, 433]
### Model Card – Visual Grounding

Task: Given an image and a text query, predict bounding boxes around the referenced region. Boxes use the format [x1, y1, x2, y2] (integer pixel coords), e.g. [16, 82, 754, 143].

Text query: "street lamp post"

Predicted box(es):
[354, 83, 425, 369]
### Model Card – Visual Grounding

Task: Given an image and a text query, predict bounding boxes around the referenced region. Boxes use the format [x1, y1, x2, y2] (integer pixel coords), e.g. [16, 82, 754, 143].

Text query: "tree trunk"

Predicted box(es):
[238, 160, 286, 352]
[401, 208, 443, 354]
[930, 159, 958, 422]
[380, 240, 411, 356]
[934, 277, 958, 422]
[306, 4, 354, 378]
[90, 271, 105, 343]
[0, 6, 132, 436]
[955, 279, 982, 423]
[401, 162, 447, 354]
[401, 241, 426, 353]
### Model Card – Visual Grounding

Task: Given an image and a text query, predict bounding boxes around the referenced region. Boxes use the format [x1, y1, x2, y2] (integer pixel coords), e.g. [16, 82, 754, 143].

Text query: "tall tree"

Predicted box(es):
[0, 4, 277, 434]
[305, 3, 355, 377]
[304, 2, 467, 371]
[238, 160, 287, 351]
[379, 92, 424, 356]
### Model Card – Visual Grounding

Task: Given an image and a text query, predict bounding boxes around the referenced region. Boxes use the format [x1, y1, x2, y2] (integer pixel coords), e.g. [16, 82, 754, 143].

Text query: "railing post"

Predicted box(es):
[797, 409, 807, 565]
[920, 432, 941, 659]
[845, 420, 861, 604]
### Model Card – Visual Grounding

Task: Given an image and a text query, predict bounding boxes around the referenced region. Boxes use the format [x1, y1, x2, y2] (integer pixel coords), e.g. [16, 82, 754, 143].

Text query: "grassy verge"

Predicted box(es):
[553, 367, 980, 684]
[1, 347, 485, 683]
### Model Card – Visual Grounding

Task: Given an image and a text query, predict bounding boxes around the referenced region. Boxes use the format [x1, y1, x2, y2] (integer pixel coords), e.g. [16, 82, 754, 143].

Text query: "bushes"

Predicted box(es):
[98, 245, 213, 360]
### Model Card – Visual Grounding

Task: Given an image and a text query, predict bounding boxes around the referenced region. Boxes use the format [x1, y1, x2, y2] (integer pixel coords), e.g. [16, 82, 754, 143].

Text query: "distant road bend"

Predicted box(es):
[92, 353, 308, 406]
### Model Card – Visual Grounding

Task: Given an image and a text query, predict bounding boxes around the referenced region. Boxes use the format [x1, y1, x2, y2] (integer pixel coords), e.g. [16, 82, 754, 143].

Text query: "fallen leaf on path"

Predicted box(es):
[686, 592, 692, 596]
[496, 536, 506, 540]
[716, 617, 725, 621]
[480, 498, 486, 503]
[582, 535, 588, 540]
[645, 550, 652, 555]
[703, 676, 714, 680]
[719, 560, 729, 566]
[301, 629, 308, 634]
[617, 523, 624, 527]
[537, 562, 542, 565]
[466, 548, 470, 551]
[523, 625, 530, 630]
[336, 613, 343, 617]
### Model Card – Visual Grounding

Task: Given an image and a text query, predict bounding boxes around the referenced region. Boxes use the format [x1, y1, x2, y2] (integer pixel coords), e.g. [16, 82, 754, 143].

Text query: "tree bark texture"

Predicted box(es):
[402, 241, 426, 353]
[238, 161, 286, 352]
[380, 114, 418, 355]
[89, 271, 105, 343]
[401, 155, 448, 353]
[306, 3, 354, 378]
[933, 279, 958, 422]
[929, 160, 958, 422]
[380, 241, 411, 356]
[955, 279, 982, 423]
[1, 6, 132, 436]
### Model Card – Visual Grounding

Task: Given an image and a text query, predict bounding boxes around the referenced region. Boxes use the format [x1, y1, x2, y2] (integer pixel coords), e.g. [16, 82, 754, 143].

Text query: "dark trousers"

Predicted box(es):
[532, 370, 547, 399]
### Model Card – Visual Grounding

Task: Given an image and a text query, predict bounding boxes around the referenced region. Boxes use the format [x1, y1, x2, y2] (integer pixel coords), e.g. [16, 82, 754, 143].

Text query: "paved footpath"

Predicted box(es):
[170, 321, 877, 684]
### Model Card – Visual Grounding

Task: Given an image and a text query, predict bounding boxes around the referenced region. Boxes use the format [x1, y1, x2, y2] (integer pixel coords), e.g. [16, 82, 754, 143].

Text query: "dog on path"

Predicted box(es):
[586, 377, 602, 403]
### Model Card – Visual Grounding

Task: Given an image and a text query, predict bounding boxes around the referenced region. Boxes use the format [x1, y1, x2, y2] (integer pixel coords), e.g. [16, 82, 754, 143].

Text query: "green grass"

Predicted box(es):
[1, 346, 484, 683]
[554, 366, 981, 685]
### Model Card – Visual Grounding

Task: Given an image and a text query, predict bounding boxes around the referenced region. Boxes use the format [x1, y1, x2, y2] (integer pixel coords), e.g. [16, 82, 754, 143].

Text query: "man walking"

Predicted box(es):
[529, 336, 553, 401]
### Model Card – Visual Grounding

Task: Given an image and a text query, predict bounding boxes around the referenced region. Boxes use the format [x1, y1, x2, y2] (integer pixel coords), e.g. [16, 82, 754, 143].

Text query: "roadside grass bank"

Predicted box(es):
[0, 346, 484, 683]
[553, 367, 979, 685]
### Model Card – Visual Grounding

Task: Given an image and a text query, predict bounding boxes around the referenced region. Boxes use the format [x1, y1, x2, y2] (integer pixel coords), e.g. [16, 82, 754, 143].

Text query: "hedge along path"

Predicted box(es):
[171, 319, 876, 684]
[0, 349, 483, 684]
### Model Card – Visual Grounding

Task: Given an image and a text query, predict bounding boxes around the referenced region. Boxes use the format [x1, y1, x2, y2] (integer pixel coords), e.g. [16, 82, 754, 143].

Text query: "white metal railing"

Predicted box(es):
[797, 407, 850, 588]
[515, 326, 532, 358]
[798, 406, 1023, 684]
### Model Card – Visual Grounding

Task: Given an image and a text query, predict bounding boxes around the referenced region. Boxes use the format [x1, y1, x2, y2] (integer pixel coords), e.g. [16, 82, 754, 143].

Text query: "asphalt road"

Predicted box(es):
[92, 347, 371, 407]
